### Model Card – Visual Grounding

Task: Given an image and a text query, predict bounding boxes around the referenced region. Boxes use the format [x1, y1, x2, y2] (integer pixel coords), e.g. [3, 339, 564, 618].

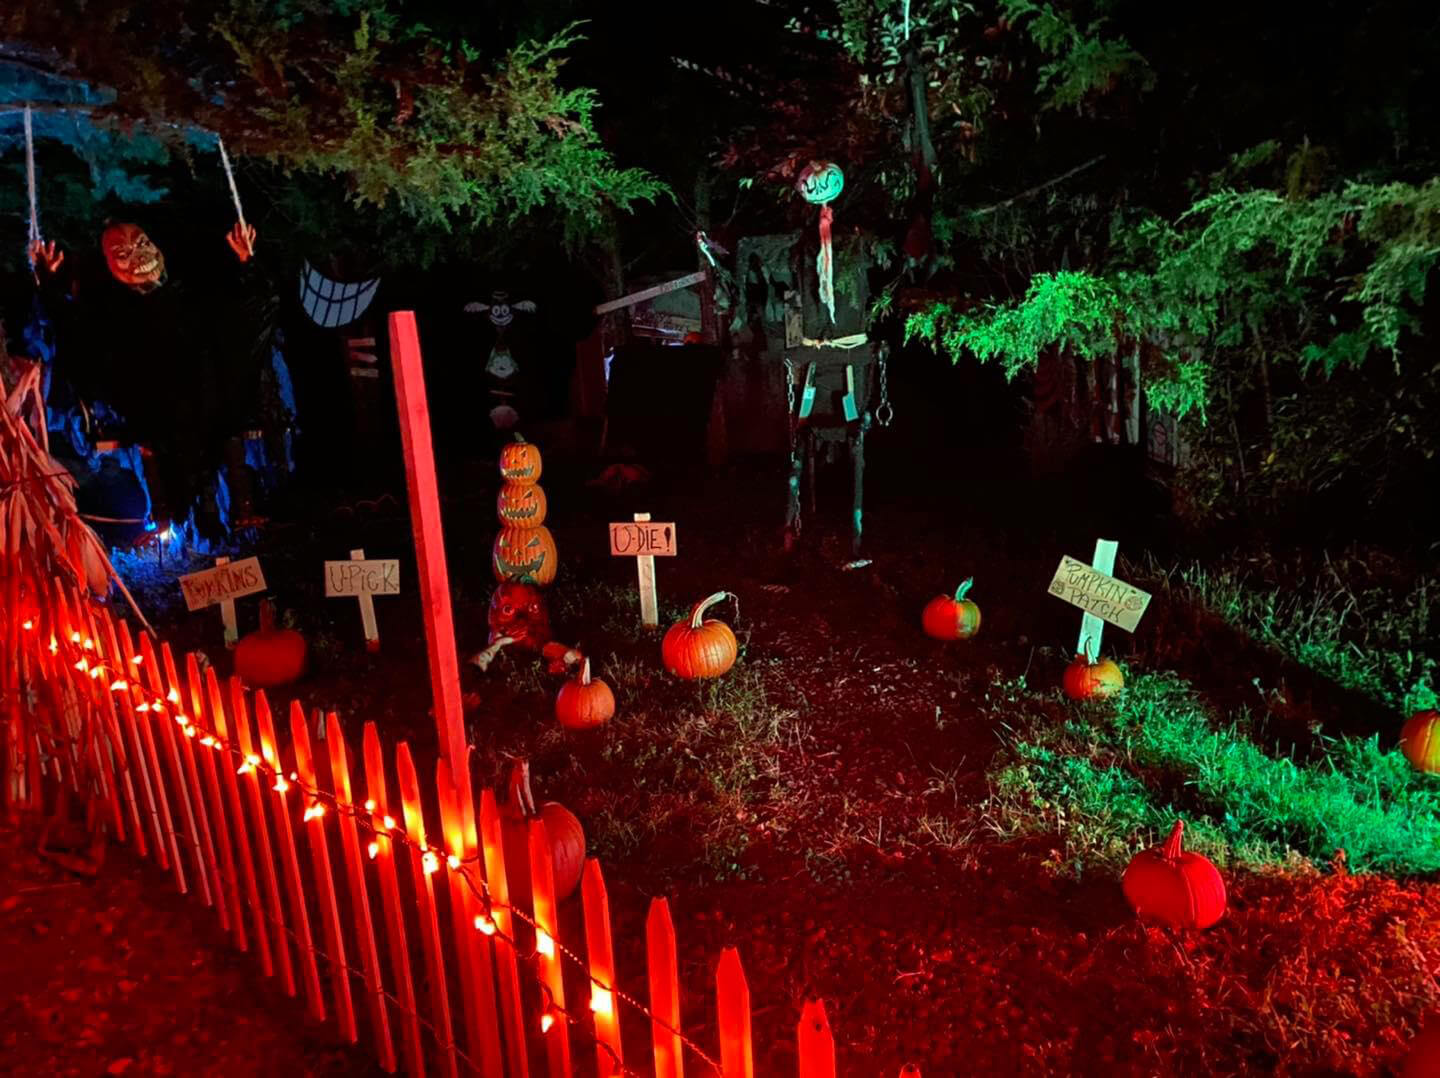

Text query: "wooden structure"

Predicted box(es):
[1, 570, 925, 1075]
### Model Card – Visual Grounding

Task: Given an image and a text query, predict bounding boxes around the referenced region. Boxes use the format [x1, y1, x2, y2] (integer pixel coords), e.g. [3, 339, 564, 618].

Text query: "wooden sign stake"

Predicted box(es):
[351, 549, 379, 651]
[388, 311, 468, 788]
[634, 512, 659, 628]
[322, 549, 401, 653]
[215, 557, 239, 647]
[1078, 539, 1118, 659]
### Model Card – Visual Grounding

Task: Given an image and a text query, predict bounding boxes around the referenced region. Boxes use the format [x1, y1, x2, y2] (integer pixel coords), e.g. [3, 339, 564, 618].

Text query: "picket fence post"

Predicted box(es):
[797, 998, 836, 1076]
[647, 896, 684, 1078]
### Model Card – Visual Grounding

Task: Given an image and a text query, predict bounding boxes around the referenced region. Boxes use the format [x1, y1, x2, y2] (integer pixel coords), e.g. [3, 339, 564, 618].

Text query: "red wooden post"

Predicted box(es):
[528, 816, 572, 1078]
[478, 786, 530, 1077]
[581, 859, 623, 1074]
[363, 722, 426, 1077]
[716, 947, 753, 1078]
[395, 741, 458, 1078]
[387, 311, 467, 788]
[899, 1066, 922, 1077]
[435, 759, 504, 1078]
[186, 652, 244, 950]
[327, 712, 396, 1072]
[161, 642, 223, 918]
[290, 701, 355, 1041]
[230, 677, 296, 996]
[646, 897, 684, 1078]
[796, 999, 836, 1078]
[206, 667, 271, 975]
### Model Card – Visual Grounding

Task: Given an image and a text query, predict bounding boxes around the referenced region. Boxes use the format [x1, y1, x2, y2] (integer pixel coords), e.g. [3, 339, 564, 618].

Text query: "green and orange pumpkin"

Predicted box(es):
[1062, 651, 1124, 700]
[1401, 710, 1440, 773]
[922, 578, 981, 640]
[662, 591, 738, 679]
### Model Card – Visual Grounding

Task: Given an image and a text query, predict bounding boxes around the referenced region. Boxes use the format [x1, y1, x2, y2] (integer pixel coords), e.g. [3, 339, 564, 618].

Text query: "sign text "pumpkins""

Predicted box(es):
[324, 558, 401, 598]
[178, 557, 267, 612]
[1047, 555, 1151, 633]
[609, 521, 677, 557]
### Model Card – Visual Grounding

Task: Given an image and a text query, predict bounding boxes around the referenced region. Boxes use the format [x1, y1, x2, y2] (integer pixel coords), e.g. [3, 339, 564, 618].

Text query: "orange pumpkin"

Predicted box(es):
[1401, 710, 1440, 773]
[555, 658, 614, 730]
[500, 761, 585, 903]
[496, 481, 547, 526]
[234, 599, 307, 688]
[662, 591, 738, 679]
[1063, 651, 1124, 700]
[922, 578, 981, 640]
[492, 524, 557, 586]
[1122, 819, 1226, 930]
[498, 435, 542, 484]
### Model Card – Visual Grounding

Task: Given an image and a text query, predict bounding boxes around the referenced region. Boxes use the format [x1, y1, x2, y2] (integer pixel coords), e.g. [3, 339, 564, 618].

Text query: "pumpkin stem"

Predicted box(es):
[506, 758, 537, 818]
[1161, 819, 1185, 859]
[954, 577, 974, 602]
[689, 590, 734, 629]
[579, 657, 592, 686]
[512, 433, 526, 443]
[1081, 635, 1096, 664]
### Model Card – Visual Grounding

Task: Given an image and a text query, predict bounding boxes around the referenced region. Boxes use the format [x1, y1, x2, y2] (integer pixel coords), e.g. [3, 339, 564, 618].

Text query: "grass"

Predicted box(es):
[987, 668, 1440, 876]
[1130, 551, 1437, 712]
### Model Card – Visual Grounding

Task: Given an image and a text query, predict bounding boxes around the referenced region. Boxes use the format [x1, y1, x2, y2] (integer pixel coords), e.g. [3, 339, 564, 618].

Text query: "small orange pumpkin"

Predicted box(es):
[662, 591, 738, 679]
[1122, 819, 1226, 930]
[555, 658, 614, 730]
[1401, 710, 1440, 773]
[496, 481, 547, 526]
[1063, 649, 1124, 700]
[922, 578, 981, 640]
[500, 761, 585, 903]
[234, 599, 307, 688]
[498, 435, 542, 484]
[493, 524, 557, 586]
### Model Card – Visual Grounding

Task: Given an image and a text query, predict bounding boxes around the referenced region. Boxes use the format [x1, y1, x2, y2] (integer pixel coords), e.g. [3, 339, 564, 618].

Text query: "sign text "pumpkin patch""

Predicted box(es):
[324, 558, 401, 597]
[178, 557, 267, 612]
[608, 521, 677, 557]
[1047, 555, 1151, 633]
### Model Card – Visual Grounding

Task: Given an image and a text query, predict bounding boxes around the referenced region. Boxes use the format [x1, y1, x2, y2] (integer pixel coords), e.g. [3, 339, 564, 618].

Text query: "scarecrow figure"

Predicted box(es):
[27, 217, 289, 542]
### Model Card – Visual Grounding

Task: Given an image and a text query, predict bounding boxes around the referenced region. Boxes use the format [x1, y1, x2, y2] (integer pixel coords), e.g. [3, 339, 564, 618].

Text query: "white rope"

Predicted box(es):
[216, 136, 249, 239]
[24, 104, 41, 254]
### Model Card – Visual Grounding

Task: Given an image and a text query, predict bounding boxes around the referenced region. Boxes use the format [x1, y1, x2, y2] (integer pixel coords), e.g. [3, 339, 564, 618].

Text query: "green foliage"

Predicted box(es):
[3, 1, 664, 238]
[997, 0, 1152, 109]
[990, 670, 1440, 876]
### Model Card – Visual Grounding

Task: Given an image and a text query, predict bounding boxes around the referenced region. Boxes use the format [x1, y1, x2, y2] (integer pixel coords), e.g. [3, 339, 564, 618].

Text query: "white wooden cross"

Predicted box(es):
[1079, 539, 1118, 659]
[609, 512, 676, 627]
[177, 555, 268, 648]
[1046, 538, 1152, 661]
[323, 548, 400, 653]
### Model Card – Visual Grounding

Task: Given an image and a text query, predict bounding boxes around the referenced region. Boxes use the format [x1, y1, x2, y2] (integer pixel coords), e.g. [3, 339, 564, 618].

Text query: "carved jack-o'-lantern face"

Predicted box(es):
[497, 481, 547, 525]
[488, 582, 551, 650]
[498, 437, 542, 483]
[493, 524, 557, 586]
[101, 223, 166, 290]
[795, 161, 845, 205]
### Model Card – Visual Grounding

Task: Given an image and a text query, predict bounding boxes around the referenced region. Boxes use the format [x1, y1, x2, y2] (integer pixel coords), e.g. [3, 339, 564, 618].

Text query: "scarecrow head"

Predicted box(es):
[488, 582, 551, 651]
[464, 290, 537, 331]
[101, 223, 165, 291]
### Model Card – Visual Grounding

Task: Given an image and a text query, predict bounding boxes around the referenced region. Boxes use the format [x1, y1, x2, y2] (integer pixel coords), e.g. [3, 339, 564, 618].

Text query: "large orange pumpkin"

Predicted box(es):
[496, 481, 547, 526]
[1122, 819, 1226, 930]
[498, 435, 542, 484]
[1401, 710, 1440, 773]
[555, 658, 615, 730]
[492, 524, 557, 586]
[1063, 652, 1124, 700]
[662, 591, 738, 679]
[922, 578, 981, 640]
[234, 599, 307, 688]
[500, 761, 585, 904]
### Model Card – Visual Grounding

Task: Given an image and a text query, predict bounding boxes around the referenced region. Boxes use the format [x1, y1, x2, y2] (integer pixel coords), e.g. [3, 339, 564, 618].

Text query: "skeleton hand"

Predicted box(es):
[470, 636, 516, 672]
[225, 222, 257, 262]
[27, 239, 64, 275]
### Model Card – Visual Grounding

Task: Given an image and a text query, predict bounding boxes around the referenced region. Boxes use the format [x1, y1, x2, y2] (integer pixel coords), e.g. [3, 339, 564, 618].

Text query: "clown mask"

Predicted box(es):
[102, 223, 166, 291]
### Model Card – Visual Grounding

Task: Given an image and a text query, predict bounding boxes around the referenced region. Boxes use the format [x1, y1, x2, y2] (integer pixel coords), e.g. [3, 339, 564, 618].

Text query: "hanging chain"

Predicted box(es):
[874, 343, 894, 427]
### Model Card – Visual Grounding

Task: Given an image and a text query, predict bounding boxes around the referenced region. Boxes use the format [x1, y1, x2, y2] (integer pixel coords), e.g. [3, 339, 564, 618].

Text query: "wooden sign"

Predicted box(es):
[593, 270, 707, 316]
[1048, 545, 1152, 653]
[179, 556, 266, 645]
[325, 549, 399, 653]
[608, 520, 677, 558]
[612, 513, 672, 626]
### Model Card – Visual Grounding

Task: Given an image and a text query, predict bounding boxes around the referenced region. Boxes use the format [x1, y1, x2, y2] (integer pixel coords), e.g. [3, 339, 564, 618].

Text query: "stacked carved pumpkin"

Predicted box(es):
[493, 436, 557, 587]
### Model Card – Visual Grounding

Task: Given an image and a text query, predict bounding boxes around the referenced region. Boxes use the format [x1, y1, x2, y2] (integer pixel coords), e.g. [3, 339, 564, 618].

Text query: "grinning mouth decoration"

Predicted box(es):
[495, 551, 547, 581]
[502, 464, 537, 479]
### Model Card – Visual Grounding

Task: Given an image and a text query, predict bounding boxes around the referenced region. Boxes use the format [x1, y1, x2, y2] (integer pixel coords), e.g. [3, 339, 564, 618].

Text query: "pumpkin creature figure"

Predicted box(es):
[463, 289, 536, 435]
[795, 160, 844, 324]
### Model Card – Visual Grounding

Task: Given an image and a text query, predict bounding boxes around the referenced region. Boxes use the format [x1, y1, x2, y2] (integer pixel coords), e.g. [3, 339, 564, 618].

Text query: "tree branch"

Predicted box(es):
[970, 154, 1106, 216]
